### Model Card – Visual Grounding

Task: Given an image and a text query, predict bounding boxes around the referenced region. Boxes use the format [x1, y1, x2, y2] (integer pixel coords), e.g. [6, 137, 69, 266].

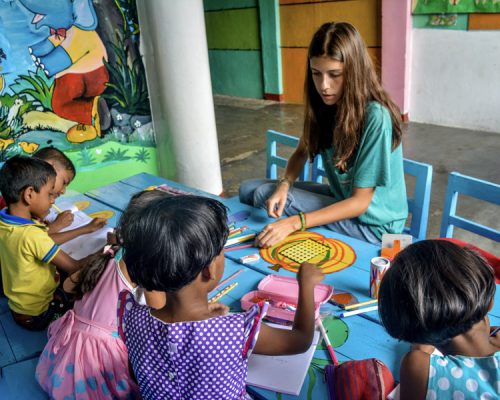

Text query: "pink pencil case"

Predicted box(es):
[240, 275, 333, 322]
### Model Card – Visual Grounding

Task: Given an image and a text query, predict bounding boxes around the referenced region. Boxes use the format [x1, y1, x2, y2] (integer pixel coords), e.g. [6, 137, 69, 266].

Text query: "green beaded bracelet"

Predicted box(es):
[298, 211, 306, 231]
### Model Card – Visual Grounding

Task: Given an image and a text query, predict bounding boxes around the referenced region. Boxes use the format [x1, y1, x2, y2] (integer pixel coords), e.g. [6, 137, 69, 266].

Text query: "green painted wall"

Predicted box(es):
[208, 50, 264, 98]
[258, 0, 282, 96]
[204, 0, 257, 12]
[205, 8, 261, 49]
[412, 14, 469, 30]
[204, 2, 264, 99]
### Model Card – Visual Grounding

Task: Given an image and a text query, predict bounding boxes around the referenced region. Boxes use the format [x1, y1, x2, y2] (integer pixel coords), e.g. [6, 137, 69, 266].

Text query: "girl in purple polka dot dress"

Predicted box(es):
[35, 190, 168, 399]
[117, 196, 324, 400]
[378, 240, 500, 400]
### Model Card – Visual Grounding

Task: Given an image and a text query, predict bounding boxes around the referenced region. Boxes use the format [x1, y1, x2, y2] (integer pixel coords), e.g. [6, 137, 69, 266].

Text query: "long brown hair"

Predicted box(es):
[72, 189, 170, 300]
[303, 22, 402, 171]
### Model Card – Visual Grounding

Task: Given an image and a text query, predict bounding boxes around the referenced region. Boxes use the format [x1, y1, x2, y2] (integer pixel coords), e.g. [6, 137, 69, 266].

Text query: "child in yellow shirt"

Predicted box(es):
[0, 156, 87, 330]
[33, 146, 107, 243]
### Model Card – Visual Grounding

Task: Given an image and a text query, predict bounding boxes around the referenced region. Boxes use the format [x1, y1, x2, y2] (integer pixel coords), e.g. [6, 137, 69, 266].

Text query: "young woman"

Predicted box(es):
[240, 22, 407, 246]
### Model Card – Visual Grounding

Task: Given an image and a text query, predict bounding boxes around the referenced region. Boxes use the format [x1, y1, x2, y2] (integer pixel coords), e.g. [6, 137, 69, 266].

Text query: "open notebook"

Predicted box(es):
[246, 325, 320, 396]
[46, 201, 112, 260]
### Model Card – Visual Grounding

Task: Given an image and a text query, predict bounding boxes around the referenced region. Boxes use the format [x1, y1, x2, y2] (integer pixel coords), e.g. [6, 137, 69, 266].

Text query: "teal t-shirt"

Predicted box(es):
[320, 101, 408, 239]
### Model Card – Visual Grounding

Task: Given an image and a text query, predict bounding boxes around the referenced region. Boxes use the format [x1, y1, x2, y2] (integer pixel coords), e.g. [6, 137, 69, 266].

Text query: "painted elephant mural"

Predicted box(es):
[18, 0, 111, 143]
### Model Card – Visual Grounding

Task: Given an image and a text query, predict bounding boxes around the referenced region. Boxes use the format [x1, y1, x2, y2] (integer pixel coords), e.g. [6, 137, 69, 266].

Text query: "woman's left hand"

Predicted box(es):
[255, 216, 300, 248]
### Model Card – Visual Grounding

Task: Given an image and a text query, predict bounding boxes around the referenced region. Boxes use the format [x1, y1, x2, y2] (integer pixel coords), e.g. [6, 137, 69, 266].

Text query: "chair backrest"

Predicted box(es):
[440, 172, 500, 241]
[402, 159, 433, 240]
[266, 130, 309, 181]
[266, 129, 433, 240]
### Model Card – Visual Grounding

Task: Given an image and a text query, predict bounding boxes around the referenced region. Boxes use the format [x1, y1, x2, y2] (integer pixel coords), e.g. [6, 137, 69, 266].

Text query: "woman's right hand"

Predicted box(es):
[266, 184, 289, 218]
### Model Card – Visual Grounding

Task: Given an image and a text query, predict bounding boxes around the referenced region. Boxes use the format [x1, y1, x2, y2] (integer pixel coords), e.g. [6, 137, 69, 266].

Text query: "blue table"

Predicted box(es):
[4, 173, 499, 400]
[118, 173, 500, 398]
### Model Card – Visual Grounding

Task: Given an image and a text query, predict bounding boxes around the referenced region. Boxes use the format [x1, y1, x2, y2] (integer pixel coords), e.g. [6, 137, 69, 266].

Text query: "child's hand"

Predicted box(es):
[49, 211, 74, 232]
[208, 302, 230, 317]
[107, 230, 118, 245]
[297, 262, 323, 288]
[85, 217, 107, 233]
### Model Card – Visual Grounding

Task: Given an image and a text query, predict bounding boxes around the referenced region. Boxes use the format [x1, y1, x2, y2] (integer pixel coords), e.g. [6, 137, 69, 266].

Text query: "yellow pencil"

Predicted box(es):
[209, 282, 238, 303]
[52, 204, 63, 214]
[343, 299, 378, 310]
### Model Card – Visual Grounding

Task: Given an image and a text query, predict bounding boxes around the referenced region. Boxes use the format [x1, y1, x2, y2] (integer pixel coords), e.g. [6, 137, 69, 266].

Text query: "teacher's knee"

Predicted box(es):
[253, 183, 276, 208]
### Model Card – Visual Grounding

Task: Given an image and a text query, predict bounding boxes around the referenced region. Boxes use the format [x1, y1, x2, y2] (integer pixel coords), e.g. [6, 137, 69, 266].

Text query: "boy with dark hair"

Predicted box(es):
[0, 156, 86, 330]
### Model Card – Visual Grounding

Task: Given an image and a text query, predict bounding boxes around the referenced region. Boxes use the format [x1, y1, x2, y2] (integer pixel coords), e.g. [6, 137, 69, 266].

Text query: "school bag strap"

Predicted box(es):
[325, 358, 395, 400]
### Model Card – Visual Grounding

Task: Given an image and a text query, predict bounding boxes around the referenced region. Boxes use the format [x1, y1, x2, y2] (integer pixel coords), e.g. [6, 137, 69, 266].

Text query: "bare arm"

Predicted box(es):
[256, 186, 374, 248]
[47, 211, 74, 233]
[50, 218, 107, 245]
[399, 350, 430, 400]
[265, 139, 309, 219]
[252, 262, 323, 355]
[51, 250, 83, 275]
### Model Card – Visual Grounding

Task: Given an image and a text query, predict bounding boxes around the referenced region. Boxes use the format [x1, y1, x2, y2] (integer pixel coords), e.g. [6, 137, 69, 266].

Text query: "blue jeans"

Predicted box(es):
[239, 179, 380, 245]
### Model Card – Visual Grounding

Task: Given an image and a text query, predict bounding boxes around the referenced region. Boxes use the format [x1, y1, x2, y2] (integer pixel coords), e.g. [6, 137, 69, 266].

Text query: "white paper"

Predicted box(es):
[60, 226, 112, 260]
[246, 326, 320, 396]
[47, 201, 112, 260]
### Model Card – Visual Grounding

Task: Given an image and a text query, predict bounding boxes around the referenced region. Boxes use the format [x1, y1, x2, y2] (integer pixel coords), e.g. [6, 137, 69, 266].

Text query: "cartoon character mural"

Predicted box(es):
[0, 0, 157, 193]
[18, 0, 110, 143]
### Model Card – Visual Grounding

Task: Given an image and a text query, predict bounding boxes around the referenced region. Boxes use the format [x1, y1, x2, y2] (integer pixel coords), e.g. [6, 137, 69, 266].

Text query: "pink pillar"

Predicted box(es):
[381, 0, 412, 121]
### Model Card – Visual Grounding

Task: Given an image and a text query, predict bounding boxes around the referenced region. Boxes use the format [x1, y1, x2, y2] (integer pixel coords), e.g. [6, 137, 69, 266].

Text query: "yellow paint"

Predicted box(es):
[19, 141, 39, 154]
[280, 0, 332, 4]
[58, 27, 107, 76]
[280, 0, 380, 48]
[88, 210, 114, 220]
[73, 200, 90, 211]
[282, 47, 308, 104]
[469, 13, 500, 30]
[0, 137, 14, 150]
[22, 110, 76, 133]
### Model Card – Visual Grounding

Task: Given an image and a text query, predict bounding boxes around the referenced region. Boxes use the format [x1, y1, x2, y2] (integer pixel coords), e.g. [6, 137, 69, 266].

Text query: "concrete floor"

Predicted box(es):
[214, 95, 500, 254]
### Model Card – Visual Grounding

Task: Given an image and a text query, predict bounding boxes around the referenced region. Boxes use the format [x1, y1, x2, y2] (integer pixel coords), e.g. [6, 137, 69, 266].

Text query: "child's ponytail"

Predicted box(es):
[71, 245, 120, 300]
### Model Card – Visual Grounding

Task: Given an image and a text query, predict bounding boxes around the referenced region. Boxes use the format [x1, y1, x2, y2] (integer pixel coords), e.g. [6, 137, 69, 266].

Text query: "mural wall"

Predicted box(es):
[0, 0, 158, 193]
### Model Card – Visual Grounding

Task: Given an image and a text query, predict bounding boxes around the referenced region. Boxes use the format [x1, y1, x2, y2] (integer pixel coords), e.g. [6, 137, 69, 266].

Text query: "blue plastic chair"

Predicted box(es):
[266, 130, 433, 240]
[440, 172, 500, 241]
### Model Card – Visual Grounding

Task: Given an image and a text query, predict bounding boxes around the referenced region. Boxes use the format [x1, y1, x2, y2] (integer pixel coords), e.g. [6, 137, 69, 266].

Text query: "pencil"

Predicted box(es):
[337, 305, 379, 318]
[52, 204, 63, 214]
[209, 282, 238, 303]
[342, 299, 378, 310]
[490, 327, 500, 337]
[214, 269, 244, 291]
[317, 318, 339, 366]
[224, 243, 254, 252]
[228, 226, 248, 237]
[225, 233, 256, 247]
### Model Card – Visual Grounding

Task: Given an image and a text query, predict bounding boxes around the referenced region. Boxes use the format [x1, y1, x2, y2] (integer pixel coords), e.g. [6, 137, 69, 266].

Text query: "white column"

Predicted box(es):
[136, 0, 223, 195]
